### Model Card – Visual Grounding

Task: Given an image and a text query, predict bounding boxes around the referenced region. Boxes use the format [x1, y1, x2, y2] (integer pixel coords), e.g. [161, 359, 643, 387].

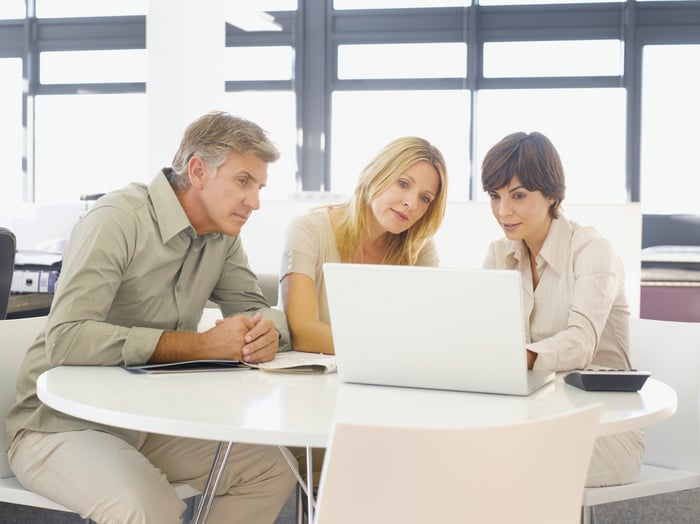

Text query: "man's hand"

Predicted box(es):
[212, 312, 279, 363]
[241, 312, 279, 364]
[150, 313, 280, 364]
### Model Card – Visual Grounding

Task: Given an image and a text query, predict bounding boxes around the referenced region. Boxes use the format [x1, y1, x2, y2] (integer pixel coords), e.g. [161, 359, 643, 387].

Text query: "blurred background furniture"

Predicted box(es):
[641, 214, 700, 322]
[6, 293, 53, 320]
[0, 228, 17, 320]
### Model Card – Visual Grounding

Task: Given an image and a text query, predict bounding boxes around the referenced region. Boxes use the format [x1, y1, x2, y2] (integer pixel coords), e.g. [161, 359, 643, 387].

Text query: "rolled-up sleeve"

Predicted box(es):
[46, 206, 164, 366]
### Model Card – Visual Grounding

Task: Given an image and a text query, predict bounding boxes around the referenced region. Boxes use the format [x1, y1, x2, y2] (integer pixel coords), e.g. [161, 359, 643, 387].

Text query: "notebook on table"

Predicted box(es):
[323, 263, 554, 396]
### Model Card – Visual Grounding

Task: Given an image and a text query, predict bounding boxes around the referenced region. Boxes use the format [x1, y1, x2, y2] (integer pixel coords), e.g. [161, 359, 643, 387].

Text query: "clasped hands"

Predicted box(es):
[208, 312, 279, 364]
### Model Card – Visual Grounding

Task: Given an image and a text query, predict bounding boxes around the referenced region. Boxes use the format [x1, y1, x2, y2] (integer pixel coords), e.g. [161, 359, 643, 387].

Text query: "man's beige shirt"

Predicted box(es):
[5, 172, 290, 449]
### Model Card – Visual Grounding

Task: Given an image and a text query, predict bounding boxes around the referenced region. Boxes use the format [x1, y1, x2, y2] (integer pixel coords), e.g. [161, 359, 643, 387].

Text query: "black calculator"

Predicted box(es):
[564, 369, 652, 392]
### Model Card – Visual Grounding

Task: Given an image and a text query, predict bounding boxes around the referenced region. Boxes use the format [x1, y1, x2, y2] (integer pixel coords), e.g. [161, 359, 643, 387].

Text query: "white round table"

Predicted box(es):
[37, 367, 677, 523]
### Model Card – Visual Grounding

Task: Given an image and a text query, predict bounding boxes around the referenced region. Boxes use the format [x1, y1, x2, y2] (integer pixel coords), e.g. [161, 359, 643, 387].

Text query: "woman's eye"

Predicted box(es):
[398, 179, 409, 188]
[488, 192, 499, 200]
[513, 192, 526, 200]
[421, 195, 432, 204]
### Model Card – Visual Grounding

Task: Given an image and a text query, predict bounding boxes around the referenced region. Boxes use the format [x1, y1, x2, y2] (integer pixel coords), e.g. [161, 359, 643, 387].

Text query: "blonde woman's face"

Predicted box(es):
[369, 160, 439, 236]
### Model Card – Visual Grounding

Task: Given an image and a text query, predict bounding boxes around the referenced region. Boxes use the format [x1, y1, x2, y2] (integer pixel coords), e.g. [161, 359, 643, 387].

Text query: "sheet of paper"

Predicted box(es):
[255, 351, 337, 374]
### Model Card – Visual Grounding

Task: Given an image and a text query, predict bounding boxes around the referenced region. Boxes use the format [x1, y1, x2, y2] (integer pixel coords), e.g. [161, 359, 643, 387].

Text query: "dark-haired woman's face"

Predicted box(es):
[487, 175, 554, 253]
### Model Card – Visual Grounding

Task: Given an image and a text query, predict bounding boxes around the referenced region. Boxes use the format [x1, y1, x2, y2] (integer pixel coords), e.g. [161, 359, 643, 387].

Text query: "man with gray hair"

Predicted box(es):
[5, 111, 297, 523]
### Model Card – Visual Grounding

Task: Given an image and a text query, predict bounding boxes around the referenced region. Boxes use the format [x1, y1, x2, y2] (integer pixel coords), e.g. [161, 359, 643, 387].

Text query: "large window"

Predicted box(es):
[35, 0, 146, 18]
[224, 91, 298, 199]
[2, 0, 700, 213]
[0, 59, 23, 208]
[332, 90, 470, 200]
[641, 44, 700, 214]
[34, 94, 148, 203]
[483, 40, 623, 78]
[40, 50, 147, 84]
[476, 89, 626, 204]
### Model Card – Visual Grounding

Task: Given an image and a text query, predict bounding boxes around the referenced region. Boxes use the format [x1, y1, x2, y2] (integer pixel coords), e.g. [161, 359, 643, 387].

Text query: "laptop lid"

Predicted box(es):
[323, 263, 554, 396]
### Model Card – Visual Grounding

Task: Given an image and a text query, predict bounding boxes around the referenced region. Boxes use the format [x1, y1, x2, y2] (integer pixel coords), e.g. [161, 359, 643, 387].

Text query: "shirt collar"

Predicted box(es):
[500, 214, 572, 273]
[502, 236, 527, 265]
[538, 214, 572, 274]
[148, 170, 197, 244]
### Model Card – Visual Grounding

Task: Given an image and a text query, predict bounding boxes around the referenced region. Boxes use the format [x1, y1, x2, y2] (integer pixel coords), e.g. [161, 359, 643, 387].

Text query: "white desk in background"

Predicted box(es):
[37, 367, 677, 524]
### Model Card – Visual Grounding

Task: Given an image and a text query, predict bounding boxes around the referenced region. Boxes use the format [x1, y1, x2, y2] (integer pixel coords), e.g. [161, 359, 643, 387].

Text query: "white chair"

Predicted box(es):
[0, 315, 200, 521]
[582, 317, 700, 523]
[314, 403, 602, 524]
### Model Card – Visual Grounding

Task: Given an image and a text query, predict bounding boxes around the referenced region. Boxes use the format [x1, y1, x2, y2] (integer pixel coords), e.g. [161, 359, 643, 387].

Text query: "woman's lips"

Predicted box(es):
[391, 209, 409, 221]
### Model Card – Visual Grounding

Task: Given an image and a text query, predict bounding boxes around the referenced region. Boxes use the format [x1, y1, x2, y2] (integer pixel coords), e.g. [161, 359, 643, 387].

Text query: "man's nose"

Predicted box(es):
[246, 190, 261, 211]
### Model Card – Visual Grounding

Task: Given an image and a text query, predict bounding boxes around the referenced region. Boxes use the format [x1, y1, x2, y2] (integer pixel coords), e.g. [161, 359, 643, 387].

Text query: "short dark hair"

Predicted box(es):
[481, 131, 566, 218]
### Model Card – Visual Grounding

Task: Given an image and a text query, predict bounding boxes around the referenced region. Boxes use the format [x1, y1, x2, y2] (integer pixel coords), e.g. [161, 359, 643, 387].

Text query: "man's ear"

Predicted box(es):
[188, 155, 208, 189]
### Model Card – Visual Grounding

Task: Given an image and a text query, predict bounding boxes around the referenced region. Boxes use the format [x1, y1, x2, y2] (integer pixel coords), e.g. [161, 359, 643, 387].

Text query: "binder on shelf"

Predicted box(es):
[11, 269, 59, 293]
[12, 248, 62, 294]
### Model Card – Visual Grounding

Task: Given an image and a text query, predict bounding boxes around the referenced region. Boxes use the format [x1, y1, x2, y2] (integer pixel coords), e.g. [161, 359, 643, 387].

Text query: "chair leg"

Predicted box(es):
[581, 505, 595, 524]
[182, 495, 200, 524]
[296, 483, 306, 524]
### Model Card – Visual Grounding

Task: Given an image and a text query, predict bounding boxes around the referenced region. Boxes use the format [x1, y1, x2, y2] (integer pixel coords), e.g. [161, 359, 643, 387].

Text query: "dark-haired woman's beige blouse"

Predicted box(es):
[483, 214, 632, 372]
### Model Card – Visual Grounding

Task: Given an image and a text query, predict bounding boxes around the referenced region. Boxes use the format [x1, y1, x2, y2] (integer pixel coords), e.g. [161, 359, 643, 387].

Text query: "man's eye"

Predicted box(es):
[237, 178, 249, 186]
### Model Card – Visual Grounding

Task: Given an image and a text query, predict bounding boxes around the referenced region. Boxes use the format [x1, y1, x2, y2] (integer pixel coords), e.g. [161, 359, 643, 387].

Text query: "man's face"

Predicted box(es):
[195, 151, 268, 237]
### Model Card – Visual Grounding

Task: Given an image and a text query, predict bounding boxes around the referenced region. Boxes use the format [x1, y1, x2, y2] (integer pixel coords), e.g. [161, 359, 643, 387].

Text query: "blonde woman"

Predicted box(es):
[280, 136, 448, 354]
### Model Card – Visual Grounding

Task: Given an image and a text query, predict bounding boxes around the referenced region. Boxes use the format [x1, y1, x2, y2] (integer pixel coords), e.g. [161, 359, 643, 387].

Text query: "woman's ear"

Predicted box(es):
[549, 198, 560, 217]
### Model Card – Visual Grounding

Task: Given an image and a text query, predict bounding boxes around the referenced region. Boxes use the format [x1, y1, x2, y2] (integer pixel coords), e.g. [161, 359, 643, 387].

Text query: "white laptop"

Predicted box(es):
[323, 263, 554, 396]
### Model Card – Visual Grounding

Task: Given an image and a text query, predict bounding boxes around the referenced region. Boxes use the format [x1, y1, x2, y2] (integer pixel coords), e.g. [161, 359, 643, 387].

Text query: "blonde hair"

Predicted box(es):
[335, 136, 448, 265]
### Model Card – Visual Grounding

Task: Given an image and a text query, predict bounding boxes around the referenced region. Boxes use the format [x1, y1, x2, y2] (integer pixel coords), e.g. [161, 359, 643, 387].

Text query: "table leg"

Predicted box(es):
[306, 448, 314, 523]
[192, 441, 234, 524]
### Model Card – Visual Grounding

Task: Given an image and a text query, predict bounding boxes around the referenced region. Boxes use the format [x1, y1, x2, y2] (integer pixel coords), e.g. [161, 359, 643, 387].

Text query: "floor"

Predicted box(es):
[1, 488, 699, 523]
[0, 489, 299, 523]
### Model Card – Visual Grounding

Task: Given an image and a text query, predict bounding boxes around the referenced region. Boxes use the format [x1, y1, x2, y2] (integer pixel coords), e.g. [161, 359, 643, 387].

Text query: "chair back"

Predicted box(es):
[0, 228, 16, 320]
[0, 316, 48, 479]
[630, 317, 700, 471]
[314, 403, 602, 524]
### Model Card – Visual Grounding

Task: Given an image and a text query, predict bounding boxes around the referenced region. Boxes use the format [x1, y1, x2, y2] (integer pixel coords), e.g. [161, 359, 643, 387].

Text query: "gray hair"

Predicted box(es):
[168, 111, 280, 190]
